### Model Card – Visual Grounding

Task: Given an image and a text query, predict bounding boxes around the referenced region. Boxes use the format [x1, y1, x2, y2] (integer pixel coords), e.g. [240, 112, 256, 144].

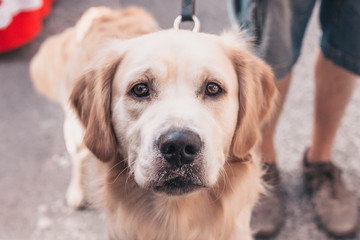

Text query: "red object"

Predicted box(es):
[0, 0, 54, 53]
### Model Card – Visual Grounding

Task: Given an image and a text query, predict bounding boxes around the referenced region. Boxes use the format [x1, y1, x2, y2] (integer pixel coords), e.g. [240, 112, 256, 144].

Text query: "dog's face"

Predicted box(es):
[111, 31, 241, 195]
[71, 30, 276, 196]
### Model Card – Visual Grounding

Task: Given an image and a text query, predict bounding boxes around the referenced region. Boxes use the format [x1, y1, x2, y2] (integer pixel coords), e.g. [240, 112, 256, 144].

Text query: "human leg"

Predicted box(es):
[308, 50, 357, 163]
[303, 49, 358, 237]
[250, 72, 291, 236]
[228, 0, 318, 236]
[303, 0, 360, 235]
[261, 72, 292, 164]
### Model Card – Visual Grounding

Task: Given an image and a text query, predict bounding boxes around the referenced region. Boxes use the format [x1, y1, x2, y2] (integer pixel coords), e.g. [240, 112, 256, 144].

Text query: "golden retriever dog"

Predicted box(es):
[30, 6, 277, 240]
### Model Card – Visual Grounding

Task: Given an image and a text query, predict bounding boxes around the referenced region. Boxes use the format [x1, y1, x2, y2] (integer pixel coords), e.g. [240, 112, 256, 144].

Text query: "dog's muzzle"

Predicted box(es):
[151, 129, 205, 195]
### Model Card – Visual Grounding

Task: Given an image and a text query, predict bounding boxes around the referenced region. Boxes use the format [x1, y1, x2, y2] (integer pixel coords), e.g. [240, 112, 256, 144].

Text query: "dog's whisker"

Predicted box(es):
[224, 159, 235, 178]
[218, 170, 227, 200]
[208, 161, 227, 204]
[106, 160, 124, 175]
[124, 170, 134, 193]
[226, 154, 252, 164]
[211, 168, 227, 203]
[224, 161, 236, 193]
[110, 162, 130, 185]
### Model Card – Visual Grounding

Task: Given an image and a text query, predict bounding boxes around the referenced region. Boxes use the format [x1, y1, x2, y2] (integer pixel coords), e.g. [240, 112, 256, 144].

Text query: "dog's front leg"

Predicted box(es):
[64, 109, 91, 209]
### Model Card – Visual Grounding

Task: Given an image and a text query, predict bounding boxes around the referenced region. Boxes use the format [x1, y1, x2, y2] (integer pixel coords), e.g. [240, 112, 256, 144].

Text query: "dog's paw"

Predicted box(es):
[66, 183, 87, 210]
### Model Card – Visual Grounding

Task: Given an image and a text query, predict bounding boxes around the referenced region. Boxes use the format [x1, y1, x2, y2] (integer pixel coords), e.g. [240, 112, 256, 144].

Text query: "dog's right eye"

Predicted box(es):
[205, 82, 222, 97]
[131, 83, 150, 98]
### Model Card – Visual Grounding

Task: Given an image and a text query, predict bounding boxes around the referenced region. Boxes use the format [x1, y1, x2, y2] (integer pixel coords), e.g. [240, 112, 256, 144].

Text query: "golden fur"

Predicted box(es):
[30, 6, 277, 240]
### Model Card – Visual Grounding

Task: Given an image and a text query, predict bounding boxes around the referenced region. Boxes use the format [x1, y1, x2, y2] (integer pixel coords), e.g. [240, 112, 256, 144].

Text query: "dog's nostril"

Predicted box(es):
[161, 144, 177, 155]
[184, 145, 198, 155]
[158, 129, 202, 167]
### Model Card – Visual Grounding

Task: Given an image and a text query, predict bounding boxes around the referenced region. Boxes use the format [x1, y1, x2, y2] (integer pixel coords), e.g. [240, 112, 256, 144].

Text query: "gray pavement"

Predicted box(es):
[0, 0, 359, 239]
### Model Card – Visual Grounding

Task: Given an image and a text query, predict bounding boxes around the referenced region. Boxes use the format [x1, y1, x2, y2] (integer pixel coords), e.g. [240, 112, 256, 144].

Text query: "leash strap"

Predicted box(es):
[181, 0, 195, 22]
[173, 0, 200, 32]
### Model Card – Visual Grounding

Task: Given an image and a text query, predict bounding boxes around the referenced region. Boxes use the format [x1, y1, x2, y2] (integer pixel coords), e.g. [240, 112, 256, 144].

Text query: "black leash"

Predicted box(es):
[181, 0, 196, 21]
[173, 0, 200, 32]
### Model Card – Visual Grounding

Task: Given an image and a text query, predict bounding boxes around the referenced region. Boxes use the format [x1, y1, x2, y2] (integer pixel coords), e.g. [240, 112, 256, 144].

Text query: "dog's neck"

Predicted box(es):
[99, 156, 260, 240]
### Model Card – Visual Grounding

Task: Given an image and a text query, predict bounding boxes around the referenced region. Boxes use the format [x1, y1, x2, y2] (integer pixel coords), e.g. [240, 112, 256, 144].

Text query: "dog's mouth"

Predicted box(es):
[152, 176, 205, 195]
[149, 164, 206, 195]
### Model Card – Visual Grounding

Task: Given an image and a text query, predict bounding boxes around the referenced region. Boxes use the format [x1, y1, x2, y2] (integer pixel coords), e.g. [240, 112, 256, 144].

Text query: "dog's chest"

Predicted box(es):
[106, 189, 252, 240]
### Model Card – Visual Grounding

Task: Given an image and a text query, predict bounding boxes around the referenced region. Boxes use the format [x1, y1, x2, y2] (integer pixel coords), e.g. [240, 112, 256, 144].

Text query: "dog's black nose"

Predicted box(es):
[159, 129, 201, 167]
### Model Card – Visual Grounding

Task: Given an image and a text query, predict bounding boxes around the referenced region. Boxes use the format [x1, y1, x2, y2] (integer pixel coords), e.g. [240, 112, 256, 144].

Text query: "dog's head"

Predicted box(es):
[71, 30, 277, 196]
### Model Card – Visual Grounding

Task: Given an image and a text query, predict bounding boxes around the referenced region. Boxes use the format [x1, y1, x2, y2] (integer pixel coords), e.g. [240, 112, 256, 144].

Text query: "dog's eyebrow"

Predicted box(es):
[137, 69, 155, 81]
[198, 67, 227, 83]
[126, 67, 155, 80]
[124, 65, 162, 85]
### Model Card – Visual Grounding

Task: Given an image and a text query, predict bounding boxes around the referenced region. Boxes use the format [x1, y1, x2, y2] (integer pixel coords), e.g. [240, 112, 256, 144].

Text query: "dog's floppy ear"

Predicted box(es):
[222, 32, 278, 159]
[70, 56, 121, 162]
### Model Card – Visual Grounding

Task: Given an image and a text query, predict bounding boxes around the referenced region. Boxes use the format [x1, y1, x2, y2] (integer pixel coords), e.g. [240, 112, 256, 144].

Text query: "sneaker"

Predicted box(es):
[251, 163, 284, 237]
[303, 151, 358, 237]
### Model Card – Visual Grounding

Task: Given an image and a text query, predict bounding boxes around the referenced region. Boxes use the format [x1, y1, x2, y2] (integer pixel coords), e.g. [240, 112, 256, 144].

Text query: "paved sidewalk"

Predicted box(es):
[0, 0, 359, 239]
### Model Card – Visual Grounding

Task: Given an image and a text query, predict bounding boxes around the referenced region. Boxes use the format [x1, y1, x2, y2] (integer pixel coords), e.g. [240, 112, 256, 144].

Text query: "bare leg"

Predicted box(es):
[252, 72, 292, 237]
[303, 48, 358, 237]
[261, 72, 292, 163]
[307, 49, 357, 163]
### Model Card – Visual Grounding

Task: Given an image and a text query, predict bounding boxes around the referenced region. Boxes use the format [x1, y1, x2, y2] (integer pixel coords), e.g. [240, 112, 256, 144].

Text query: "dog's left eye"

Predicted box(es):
[131, 83, 150, 98]
[205, 82, 222, 96]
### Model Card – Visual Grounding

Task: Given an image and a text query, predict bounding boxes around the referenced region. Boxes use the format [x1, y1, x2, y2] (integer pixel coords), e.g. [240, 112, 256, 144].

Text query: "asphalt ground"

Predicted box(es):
[0, 0, 359, 239]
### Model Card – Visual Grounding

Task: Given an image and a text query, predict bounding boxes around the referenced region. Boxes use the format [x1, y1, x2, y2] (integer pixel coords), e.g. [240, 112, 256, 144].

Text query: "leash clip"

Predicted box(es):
[173, 0, 200, 32]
